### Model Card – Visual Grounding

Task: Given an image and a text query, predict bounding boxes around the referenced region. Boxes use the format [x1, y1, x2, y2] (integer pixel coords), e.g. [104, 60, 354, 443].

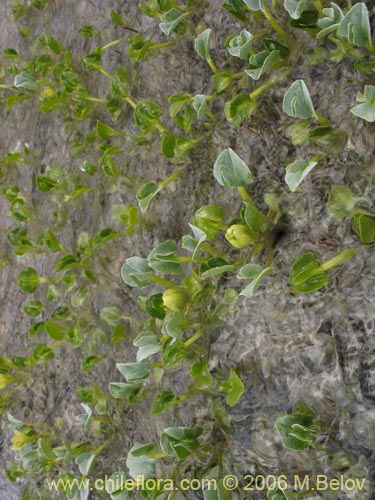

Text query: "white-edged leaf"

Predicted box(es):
[213, 148, 253, 187]
[285, 159, 318, 191]
[282, 80, 316, 119]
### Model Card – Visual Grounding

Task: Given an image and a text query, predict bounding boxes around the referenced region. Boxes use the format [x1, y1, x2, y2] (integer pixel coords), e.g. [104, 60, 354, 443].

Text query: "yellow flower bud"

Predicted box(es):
[0, 373, 13, 390]
[11, 430, 31, 450]
[162, 287, 189, 312]
[39, 87, 56, 100]
[225, 224, 255, 249]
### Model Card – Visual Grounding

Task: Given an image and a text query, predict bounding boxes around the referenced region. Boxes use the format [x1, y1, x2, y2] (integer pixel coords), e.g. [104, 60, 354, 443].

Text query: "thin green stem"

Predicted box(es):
[262, 4, 290, 43]
[149, 275, 176, 288]
[150, 41, 175, 51]
[86, 96, 108, 103]
[249, 69, 290, 100]
[99, 67, 114, 80]
[159, 168, 184, 188]
[207, 55, 218, 74]
[237, 186, 251, 203]
[101, 38, 124, 52]
[184, 328, 203, 348]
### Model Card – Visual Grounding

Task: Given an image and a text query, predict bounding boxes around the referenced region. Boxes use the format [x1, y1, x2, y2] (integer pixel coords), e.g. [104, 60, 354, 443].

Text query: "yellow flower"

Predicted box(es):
[0, 373, 12, 390]
[225, 224, 255, 249]
[11, 430, 31, 450]
[162, 287, 189, 312]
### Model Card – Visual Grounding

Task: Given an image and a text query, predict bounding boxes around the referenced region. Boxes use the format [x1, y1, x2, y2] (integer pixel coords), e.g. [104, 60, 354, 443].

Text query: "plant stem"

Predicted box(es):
[237, 186, 251, 203]
[159, 168, 184, 188]
[150, 41, 175, 51]
[249, 69, 290, 100]
[149, 275, 176, 288]
[101, 38, 124, 52]
[86, 96, 108, 103]
[184, 328, 203, 348]
[99, 67, 114, 80]
[207, 55, 218, 74]
[262, 4, 290, 43]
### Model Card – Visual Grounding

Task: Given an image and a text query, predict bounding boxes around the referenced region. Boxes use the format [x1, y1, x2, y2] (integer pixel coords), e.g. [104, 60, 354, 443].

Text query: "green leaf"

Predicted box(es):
[289, 252, 320, 286]
[121, 257, 153, 288]
[327, 185, 357, 221]
[245, 50, 281, 80]
[75, 452, 96, 475]
[128, 35, 154, 62]
[134, 98, 163, 129]
[93, 228, 120, 248]
[192, 95, 208, 120]
[351, 85, 375, 122]
[148, 241, 179, 259]
[134, 332, 161, 362]
[219, 368, 245, 406]
[285, 159, 318, 192]
[110, 10, 128, 26]
[100, 306, 122, 327]
[136, 182, 161, 212]
[317, 3, 343, 39]
[276, 402, 321, 450]
[350, 213, 375, 243]
[160, 426, 202, 458]
[225, 30, 253, 59]
[243, 0, 263, 10]
[290, 10, 318, 32]
[108, 383, 141, 400]
[194, 28, 212, 62]
[95, 120, 123, 141]
[126, 444, 155, 480]
[23, 300, 44, 317]
[36, 175, 57, 192]
[193, 205, 223, 240]
[244, 201, 267, 234]
[151, 391, 181, 415]
[45, 321, 64, 340]
[284, 0, 312, 20]
[201, 262, 236, 279]
[237, 264, 272, 297]
[32, 343, 54, 363]
[338, 2, 372, 48]
[14, 72, 38, 91]
[55, 255, 80, 272]
[159, 8, 187, 35]
[224, 93, 258, 126]
[162, 312, 184, 342]
[282, 80, 316, 119]
[82, 355, 105, 372]
[116, 362, 150, 382]
[213, 148, 253, 187]
[17, 267, 43, 293]
[191, 360, 214, 390]
[78, 25, 96, 37]
[144, 293, 166, 319]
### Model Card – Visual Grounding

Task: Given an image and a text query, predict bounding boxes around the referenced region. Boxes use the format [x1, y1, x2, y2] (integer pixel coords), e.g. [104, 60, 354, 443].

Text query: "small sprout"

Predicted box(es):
[245, 50, 281, 80]
[162, 287, 189, 312]
[225, 224, 255, 249]
[351, 85, 375, 122]
[225, 30, 253, 59]
[317, 3, 343, 39]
